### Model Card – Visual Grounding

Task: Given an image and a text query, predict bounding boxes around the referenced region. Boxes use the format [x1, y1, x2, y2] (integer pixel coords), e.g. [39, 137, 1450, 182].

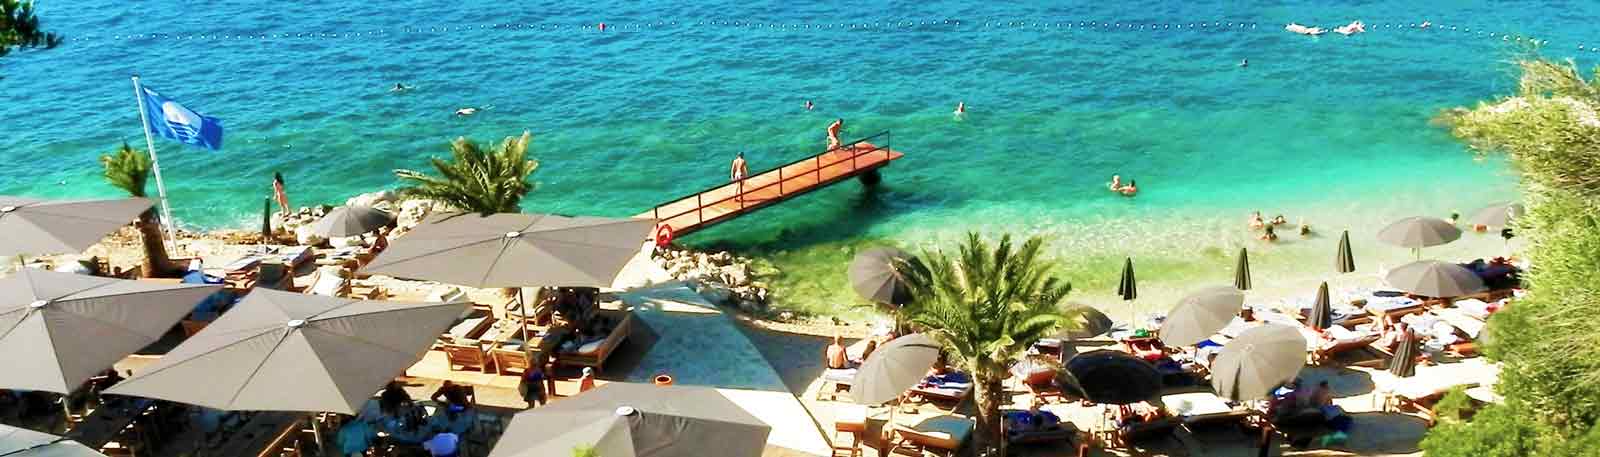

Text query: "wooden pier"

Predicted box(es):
[637, 131, 904, 242]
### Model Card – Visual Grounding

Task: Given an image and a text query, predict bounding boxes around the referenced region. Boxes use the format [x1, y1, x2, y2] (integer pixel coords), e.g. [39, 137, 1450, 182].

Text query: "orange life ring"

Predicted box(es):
[654, 374, 673, 386]
[655, 224, 674, 247]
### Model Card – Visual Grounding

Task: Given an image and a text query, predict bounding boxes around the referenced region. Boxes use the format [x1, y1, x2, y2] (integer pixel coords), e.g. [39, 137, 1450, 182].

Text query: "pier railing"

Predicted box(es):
[647, 131, 894, 231]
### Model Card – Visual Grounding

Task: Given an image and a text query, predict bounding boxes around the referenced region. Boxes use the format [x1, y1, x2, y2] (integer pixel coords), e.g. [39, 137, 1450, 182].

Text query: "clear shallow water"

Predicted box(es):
[2, 1, 1592, 314]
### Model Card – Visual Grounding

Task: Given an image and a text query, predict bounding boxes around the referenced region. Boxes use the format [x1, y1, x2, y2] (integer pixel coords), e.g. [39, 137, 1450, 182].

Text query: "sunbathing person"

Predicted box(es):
[852, 340, 878, 366]
[1005, 400, 1061, 435]
[825, 336, 850, 369]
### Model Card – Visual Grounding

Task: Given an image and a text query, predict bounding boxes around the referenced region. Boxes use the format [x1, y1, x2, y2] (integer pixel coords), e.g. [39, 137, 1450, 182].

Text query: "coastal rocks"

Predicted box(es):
[293, 224, 326, 246]
[653, 245, 772, 313]
[396, 199, 453, 233]
[345, 190, 398, 209]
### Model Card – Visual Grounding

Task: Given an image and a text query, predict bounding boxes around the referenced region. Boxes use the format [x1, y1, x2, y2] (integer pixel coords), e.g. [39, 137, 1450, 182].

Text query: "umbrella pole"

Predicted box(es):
[518, 288, 529, 343]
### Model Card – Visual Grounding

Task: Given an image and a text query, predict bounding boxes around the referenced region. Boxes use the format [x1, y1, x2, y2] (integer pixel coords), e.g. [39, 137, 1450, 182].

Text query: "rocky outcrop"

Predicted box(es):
[652, 246, 774, 314]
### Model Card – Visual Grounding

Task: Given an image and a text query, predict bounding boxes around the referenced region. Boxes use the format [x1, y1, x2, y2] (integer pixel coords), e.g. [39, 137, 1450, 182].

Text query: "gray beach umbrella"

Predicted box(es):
[1468, 202, 1526, 229]
[0, 269, 220, 393]
[1116, 257, 1136, 301]
[1384, 260, 1486, 298]
[311, 205, 395, 238]
[1211, 324, 1307, 402]
[1234, 248, 1252, 291]
[106, 289, 467, 415]
[1336, 230, 1356, 274]
[489, 382, 770, 457]
[1377, 217, 1462, 257]
[0, 423, 107, 457]
[1308, 282, 1333, 331]
[1065, 350, 1162, 405]
[1058, 304, 1114, 340]
[363, 212, 654, 288]
[1159, 286, 1245, 347]
[0, 196, 154, 257]
[852, 333, 943, 405]
[847, 246, 913, 306]
[1389, 328, 1419, 378]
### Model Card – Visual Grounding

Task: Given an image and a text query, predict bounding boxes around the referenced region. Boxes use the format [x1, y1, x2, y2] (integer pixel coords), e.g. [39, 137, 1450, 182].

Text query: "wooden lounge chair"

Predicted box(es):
[1109, 417, 1177, 448]
[555, 310, 633, 370]
[1312, 329, 1381, 365]
[490, 345, 535, 376]
[890, 416, 972, 457]
[442, 342, 492, 373]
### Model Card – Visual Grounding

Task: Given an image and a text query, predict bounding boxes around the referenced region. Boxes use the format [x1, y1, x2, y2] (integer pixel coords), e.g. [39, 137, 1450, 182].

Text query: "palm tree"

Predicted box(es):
[394, 131, 538, 214]
[1, 0, 63, 59]
[100, 142, 176, 277]
[896, 233, 1076, 454]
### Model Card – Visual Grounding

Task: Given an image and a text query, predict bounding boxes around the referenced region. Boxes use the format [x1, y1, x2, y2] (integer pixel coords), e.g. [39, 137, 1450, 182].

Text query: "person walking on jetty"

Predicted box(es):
[730, 152, 748, 182]
[827, 118, 844, 151]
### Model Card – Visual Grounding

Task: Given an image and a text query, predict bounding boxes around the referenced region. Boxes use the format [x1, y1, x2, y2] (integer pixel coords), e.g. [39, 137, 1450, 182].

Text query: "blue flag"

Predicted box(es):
[141, 86, 224, 151]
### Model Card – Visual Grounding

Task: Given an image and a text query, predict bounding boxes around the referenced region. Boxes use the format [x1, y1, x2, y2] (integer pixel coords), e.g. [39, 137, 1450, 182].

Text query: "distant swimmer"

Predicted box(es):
[826, 118, 844, 150]
[1285, 22, 1326, 36]
[1420, 21, 1431, 29]
[390, 83, 413, 93]
[455, 105, 492, 117]
[1107, 174, 1123, 192]
[1239, 58, 1248, 67]
[1119, 180, 1138, 197]
[955, 101, 966, 115]
[1335, 20, 1366, 36]
[805, 100, 814, 111]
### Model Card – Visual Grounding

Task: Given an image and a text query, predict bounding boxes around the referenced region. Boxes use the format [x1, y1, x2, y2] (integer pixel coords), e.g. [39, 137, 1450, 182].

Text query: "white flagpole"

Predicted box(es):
[130, 75, 179, 256]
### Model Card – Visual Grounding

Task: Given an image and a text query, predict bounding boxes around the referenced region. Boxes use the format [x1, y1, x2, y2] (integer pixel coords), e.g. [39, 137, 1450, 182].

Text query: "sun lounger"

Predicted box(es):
[554, 310, 633, 370]
[303, 267, 352, 297]
[818, 368, 857, 401]
[1313, 325, 1381, 365]
[832, 404, 867, 457]
[890, 416, 973, 457]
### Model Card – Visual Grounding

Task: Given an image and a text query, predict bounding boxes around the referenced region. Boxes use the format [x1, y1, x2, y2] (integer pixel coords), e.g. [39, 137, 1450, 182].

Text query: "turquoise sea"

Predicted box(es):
[3, 1, 1595, 315]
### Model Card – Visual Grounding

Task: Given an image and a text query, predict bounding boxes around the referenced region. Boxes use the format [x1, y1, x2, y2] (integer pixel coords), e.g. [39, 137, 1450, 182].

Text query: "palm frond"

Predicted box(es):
[100, 142, 151, 198]
[395, 131, 539, 214]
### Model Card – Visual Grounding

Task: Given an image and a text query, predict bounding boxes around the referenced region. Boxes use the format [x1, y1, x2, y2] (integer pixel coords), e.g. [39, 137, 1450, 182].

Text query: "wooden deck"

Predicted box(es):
[637, 136, 904, 239]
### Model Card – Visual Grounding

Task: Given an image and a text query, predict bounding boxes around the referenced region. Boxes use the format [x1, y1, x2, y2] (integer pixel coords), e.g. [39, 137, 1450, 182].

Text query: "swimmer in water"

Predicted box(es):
[805, 100, 814, 111]
[390, 83, 412, 93]
[1119, 180, 1138, 197]
[954, 101, 966, 117]
[1108, 174, 1123, 192]
[1239, 58, 1248, 67]
[455, 107, 478, 116]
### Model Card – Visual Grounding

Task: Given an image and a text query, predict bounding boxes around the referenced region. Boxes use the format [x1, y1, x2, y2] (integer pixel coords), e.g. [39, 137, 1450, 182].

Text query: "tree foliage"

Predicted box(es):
[1423, 57, 1600, 457]
[0, 0, 62, 58]
[99, 142, 174, 277]
[394, 131, 538, 215]
[896, 233, 1076, 453]
[100, 142, 151, 197]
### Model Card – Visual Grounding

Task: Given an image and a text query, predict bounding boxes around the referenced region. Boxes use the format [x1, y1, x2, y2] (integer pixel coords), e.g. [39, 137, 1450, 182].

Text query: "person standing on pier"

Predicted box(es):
[827, 118, 844, 150]
[731, 151, 749, 202]
[730, 152, 748, 181]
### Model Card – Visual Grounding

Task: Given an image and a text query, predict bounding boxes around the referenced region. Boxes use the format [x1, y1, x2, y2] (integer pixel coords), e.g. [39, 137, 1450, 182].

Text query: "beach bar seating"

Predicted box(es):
[554, 309, 634, 370]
